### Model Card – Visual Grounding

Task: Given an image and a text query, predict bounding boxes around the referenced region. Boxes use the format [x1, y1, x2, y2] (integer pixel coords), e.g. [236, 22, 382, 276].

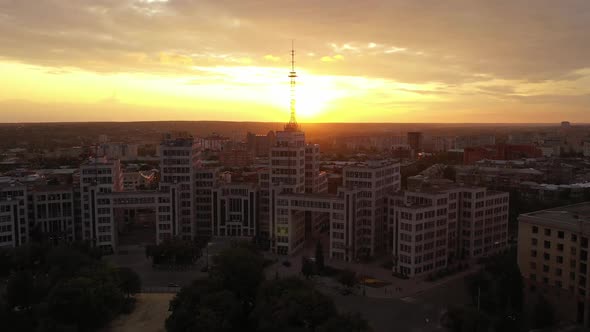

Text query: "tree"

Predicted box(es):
[317, 313, 372, 332]
[252, 278, 338, 332]
[116, 267, 141, 298]
[210, 247, 265, 304]
[47, 276, 124, 331]
[443, 165, 456, 181]
[5, 270, 35, 310]
[337, 270, 358, 290]
[532, 296, 555, 329]
[442, 306, 491, 332]
[166, 281, 244, 332]
[315, 241, 325, 272]
[301, 257, 314, 279]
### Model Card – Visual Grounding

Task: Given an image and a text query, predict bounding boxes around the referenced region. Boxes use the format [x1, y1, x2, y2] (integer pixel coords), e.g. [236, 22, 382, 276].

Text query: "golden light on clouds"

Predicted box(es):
[1, 0, 590, 123]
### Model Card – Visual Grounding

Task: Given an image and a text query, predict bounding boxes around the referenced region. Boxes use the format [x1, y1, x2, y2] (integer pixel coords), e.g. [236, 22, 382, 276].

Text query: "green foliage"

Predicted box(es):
[116, 267, 142, 297]
[48, 276, 124, 330]
[252, 278, 337, 332]
[337, 269, 358, 289]
[166, 280, 244, 332]
[442, 306, 492, 332]
[462, 249, 524, 332]
[166, 247, 369, 332]
[531, 296, 555, 329]
[145, 238, 201, 266]
[0, 244, 132, 331]
[301, 257, 315, 279]
[467, 249, 523, 316]
[210, 247, 265, 303]
[315, 241, 325, 272]
[316, 313, 372, 332]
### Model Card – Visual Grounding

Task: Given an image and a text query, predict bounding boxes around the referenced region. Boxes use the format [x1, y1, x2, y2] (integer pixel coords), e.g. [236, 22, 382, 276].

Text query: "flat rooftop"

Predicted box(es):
[520, 202, 590, 232]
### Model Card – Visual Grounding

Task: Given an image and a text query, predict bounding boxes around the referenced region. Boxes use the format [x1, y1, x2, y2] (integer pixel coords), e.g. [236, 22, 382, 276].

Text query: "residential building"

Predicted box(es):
[212, 183, 258, 238]
[518, 203, 590, 325]
[0, 178, 27, 247]
[343, 160, 401, 257]
[79, 158, 123, 251]
[407, 132, 423, 152]
[390, 181, 509, 278]
[159, 134, 200, 240]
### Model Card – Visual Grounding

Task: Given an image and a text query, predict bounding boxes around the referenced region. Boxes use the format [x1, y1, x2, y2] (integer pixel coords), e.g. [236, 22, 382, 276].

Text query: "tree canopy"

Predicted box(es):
[166, 245, 371, 332]
[0, 243, 138, 331]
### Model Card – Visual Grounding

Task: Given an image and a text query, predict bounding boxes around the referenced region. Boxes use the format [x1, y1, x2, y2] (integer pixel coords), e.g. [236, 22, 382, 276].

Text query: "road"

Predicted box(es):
[104, 245, 207, 290]
[318, 275, 471, 332]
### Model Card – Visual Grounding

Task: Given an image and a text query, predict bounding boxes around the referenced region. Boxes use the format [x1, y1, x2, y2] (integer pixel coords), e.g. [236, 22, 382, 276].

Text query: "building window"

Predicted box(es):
[556, 256, 563, 264]
[532, 238, 538, 246]
[532, 226, 538, 234]
[531, 250, 537, 258]
[544, 241, 551, 249]
[544, 229, 551, 236]
[558, 231, 564, 239]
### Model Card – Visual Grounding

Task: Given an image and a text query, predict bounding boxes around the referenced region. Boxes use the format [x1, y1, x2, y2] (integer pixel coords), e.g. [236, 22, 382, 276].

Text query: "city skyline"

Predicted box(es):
[2, 1, 590, 123]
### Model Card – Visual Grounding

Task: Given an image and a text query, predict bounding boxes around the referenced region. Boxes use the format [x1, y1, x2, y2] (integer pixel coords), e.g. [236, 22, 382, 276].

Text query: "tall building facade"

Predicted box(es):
[79, 158, 123, 251]
[159, 134, 200, 240]
[518, 203, 590, 326]
[390, 183, 509, 277]
[0, 179, 28, 247]
[407, 132, 423, 152]
[343, 160, 401, 257]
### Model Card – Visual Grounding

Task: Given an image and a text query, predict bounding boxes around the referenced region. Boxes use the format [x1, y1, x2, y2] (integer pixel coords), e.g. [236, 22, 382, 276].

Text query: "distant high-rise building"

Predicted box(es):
[407, 132, 423, 152]
[246, 131, 276, 157]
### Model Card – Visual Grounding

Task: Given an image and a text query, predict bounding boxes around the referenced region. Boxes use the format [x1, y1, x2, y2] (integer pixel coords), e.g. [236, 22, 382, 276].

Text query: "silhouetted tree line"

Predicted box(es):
[166, 244, 371, 332]
[0, 242, 141, 331]
[145, 238, 202, 266]
[443, 250, 522, 331]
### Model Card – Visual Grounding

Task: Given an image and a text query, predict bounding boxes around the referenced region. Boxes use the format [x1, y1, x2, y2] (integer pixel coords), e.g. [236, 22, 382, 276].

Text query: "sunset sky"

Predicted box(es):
[1, 0, 590, 123]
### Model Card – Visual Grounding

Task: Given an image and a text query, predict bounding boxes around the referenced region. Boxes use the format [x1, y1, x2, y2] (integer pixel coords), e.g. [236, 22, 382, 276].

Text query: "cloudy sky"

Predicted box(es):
[1, 0, 590, 123]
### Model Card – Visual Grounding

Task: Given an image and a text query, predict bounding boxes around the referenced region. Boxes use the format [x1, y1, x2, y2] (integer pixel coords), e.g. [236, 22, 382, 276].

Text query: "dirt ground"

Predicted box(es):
[105, 293, 175, 332]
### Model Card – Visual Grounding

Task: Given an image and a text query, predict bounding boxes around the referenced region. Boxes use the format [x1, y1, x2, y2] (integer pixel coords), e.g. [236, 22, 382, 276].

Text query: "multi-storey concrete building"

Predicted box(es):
[159, 134, 200, 240]
[390, 182, 509, 278]
[0, 178, 27, 247]
[79, 158, 123, 251]
[518, 203, 590, 326]
[343, 160, 401, 257]
[29, 186, 75, 244]
[212, 183, 258, 238]
[194, 167, 218, 239]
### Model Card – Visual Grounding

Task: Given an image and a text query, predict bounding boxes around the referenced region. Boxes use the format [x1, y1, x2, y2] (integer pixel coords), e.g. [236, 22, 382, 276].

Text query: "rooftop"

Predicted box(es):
[520, 202, 590, 233]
